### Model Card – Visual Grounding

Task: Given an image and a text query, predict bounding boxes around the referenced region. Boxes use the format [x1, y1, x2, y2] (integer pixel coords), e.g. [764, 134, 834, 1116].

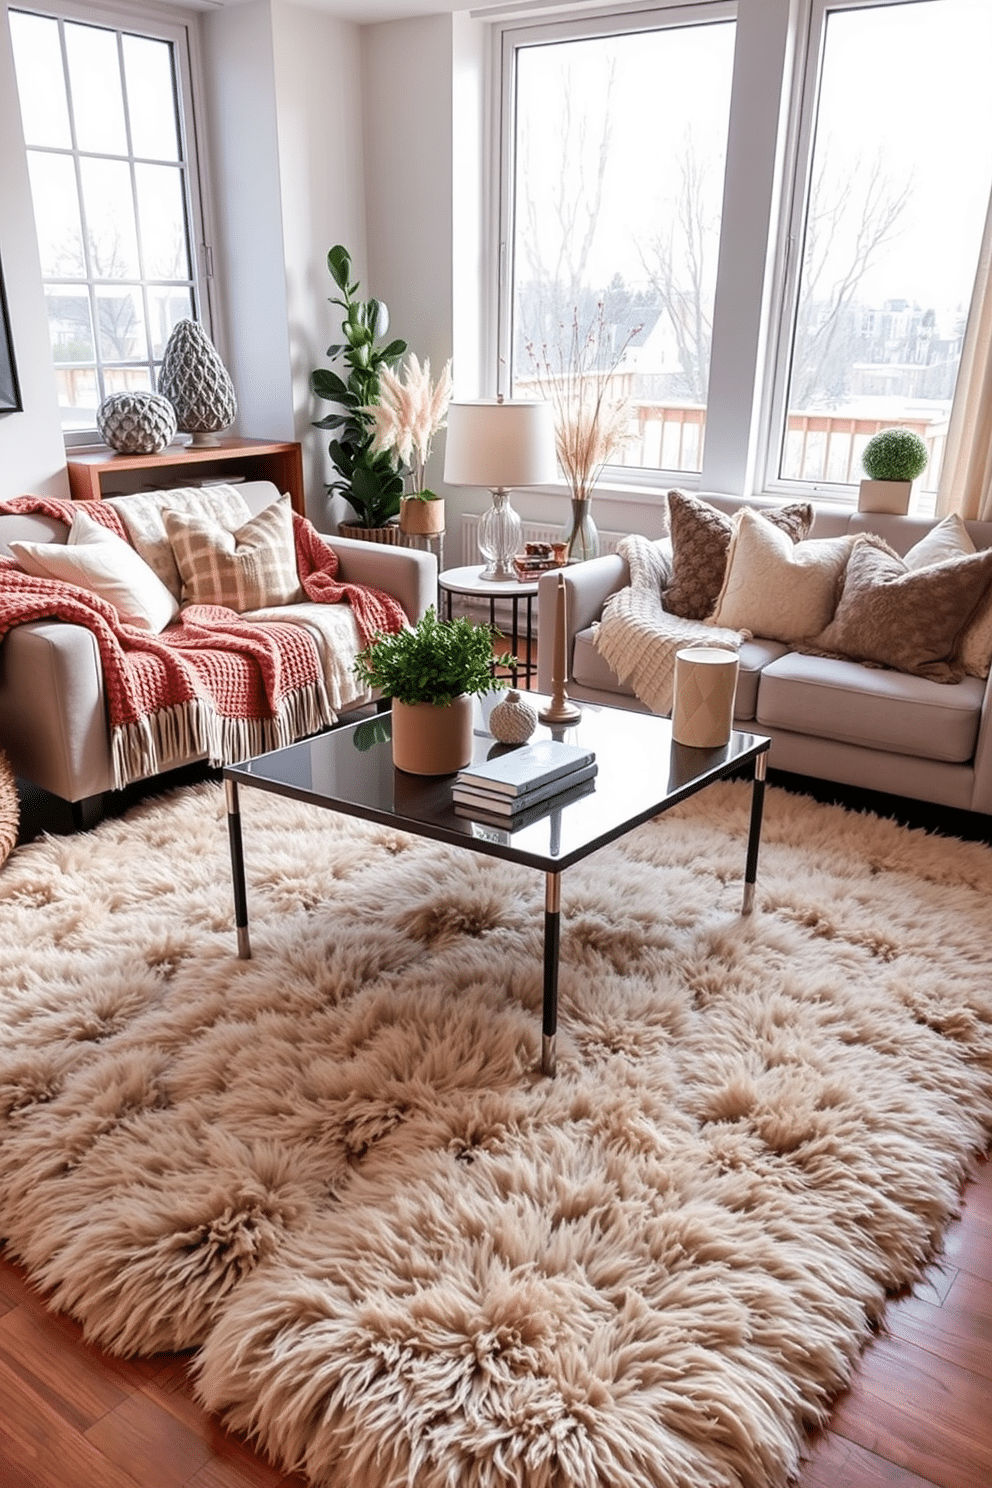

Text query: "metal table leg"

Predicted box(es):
[225, 777, 252, 958]
[742, 751, 768, 915]
[542, 870, 561, 1076]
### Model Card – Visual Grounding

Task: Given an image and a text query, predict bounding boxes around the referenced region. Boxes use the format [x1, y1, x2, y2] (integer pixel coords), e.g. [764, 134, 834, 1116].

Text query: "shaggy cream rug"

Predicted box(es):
[1, 779, 991, 1488]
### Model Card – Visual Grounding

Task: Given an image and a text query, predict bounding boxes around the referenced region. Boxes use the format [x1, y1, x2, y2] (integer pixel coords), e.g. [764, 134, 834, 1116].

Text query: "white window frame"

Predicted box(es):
[11, 0, 217, 447]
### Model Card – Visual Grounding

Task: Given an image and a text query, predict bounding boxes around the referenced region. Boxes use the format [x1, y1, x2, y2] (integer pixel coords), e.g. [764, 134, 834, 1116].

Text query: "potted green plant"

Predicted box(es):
[858, 428, 929, 515]
[311, 244, 407, 540]
[354, 608, 510, 774]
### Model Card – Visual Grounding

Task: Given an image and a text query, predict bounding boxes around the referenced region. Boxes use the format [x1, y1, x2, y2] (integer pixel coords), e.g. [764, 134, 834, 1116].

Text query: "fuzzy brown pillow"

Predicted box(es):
[663, 490, 814, 620]
[815, 537, 992, 682]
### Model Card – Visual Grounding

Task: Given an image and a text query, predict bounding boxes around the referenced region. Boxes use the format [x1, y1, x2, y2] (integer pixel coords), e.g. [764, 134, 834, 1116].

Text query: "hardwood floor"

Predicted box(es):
[0, 1158, 988, 1486]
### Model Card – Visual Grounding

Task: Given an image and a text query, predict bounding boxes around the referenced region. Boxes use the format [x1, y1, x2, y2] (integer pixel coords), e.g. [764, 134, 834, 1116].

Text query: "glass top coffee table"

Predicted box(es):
[223, 695, 770, 1076]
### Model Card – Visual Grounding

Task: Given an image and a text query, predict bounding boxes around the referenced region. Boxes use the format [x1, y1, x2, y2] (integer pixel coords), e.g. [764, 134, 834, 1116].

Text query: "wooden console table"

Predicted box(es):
[66, 437, 305, 515]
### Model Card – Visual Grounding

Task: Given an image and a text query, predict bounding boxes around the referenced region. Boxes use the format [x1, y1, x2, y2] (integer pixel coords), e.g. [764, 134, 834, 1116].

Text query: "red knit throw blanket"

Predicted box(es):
[0, 496, 407, 788]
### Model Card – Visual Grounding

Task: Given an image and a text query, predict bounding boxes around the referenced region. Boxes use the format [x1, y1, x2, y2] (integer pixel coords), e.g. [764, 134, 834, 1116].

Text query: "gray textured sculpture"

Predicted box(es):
[159, 319, 237, 446]
[97, 390, 178, 454]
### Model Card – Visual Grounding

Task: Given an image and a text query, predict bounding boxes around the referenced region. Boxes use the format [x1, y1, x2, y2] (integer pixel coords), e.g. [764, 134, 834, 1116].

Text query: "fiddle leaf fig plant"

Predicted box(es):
[354, 608, 513, 708]
[311, 244, 408, 527]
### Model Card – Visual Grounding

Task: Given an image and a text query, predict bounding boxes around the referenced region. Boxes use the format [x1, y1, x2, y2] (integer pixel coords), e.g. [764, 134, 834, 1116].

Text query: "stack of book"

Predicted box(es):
[452, 739, 597, 826]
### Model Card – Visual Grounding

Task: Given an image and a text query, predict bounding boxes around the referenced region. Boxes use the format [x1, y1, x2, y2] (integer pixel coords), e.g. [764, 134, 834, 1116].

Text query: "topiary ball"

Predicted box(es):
[862, 428, 929, 483]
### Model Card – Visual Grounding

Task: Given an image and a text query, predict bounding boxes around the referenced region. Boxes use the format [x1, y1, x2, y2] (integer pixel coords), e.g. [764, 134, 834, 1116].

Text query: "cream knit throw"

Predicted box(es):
[593, 533, 747, 714]
[105, 483, 252, 600]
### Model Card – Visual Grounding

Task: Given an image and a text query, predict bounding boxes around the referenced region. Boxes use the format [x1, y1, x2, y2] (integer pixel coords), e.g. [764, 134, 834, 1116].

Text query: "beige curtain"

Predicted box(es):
[938, 187, 992, 521]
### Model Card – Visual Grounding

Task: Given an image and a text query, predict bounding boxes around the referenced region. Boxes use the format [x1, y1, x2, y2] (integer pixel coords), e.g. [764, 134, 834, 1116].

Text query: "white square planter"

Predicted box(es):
[857, 479, 912, 515]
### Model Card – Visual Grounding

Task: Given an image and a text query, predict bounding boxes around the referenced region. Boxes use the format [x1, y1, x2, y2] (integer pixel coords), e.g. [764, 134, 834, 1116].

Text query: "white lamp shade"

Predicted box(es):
[443, 399, 557, 488]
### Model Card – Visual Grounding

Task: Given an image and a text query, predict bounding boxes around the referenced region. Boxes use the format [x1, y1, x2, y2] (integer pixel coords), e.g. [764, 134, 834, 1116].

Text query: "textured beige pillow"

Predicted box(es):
[164, 494, 303, 611]
[10, 507, 179, 633]
[662, 490, 813, 620]
[709, 508, 855, 642]
[899, 514, 992, 679]
[816, 537, 992, 682]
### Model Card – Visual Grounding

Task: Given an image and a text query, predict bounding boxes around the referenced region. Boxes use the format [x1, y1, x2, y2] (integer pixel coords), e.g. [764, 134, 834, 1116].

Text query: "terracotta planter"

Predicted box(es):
[400, 497, 445, 536]
[337, 519, 403, 544]
[391, 695, 474, 775]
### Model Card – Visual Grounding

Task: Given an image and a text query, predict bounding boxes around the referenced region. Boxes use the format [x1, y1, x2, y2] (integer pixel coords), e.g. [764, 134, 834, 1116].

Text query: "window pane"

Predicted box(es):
[509, 19, 735, 476]
[147, 286, 193, 358]
[26, 152, 84, 277]
[94, 284, 146, 363]
[79, 157, 140, 279]
[781, 0, 992, 497]
[46, 285, 94, 361]
[135, 164, 189, 279]
[65, 21, 127, 155]
[124, 34, 180, 161]
[8, 11, 71, 148]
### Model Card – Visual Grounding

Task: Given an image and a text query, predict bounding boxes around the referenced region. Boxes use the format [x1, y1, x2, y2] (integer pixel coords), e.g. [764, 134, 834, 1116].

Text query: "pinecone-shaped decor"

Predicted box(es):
[97, 390, 177, 454]
[158, 319, 237, 446]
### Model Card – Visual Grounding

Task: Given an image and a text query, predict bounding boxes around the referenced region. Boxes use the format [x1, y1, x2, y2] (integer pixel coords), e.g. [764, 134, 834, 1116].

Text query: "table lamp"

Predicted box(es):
[443, 397, 557, 580]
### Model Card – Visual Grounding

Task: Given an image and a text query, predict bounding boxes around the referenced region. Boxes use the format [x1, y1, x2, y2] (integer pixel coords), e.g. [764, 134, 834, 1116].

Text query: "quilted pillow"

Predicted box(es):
[164, 493, 303, 611]
[9, 506, 179, 633]
[663, 489, 813, 619]
[708, 507, 855, 641]
[816, 537, 992, 682]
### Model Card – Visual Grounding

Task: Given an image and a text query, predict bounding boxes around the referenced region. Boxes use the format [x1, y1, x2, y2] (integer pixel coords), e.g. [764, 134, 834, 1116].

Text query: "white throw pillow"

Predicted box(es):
[709, 507, 855, 642]
[10, 507, 179, 633]
[902, 512, 975, 570]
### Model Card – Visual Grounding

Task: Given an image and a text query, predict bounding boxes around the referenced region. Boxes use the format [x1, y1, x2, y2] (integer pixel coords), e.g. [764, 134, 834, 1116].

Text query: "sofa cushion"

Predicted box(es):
[815, 537, 992, 682]
[709, 508, 855, 641]
[164, 493, 303, 612]
[573, 625, 786, 720]
[662, 490, 813, 620]
[9, 507, 179, 633]
[756, 652, 984, 763]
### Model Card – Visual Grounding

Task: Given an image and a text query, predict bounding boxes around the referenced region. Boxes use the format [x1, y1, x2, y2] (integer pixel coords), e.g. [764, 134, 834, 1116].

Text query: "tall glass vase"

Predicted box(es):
[561, 497, 600, 563]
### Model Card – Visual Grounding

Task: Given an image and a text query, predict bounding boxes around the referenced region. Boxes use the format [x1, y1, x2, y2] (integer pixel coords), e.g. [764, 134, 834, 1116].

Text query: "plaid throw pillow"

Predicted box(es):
[163, 494, 304, 612]
[663, 489, 814, 620]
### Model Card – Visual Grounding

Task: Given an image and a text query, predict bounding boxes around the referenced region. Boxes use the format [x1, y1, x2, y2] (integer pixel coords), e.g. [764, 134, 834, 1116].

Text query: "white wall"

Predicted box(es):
[0, 6, 70, 497]
[271, 1, 366, 526]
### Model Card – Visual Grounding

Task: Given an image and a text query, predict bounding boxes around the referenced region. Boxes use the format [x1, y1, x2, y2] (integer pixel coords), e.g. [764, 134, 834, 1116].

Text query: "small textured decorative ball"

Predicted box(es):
[489, 689, 538, 745]
[158, 319, 237, 445]
[97, 391, 177, 454]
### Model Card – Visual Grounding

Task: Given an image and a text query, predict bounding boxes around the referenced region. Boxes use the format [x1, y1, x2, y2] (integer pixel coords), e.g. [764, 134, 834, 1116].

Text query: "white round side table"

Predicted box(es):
[438, 565, 539, 689]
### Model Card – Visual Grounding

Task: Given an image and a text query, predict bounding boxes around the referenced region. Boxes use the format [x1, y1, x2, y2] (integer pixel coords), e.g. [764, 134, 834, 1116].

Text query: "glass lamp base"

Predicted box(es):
[477, 487, 522, 581]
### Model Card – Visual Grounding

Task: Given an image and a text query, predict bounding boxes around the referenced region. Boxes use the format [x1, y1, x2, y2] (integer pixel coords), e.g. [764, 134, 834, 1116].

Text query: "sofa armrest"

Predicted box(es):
[537, 554, 630, 694]
[322, 535, 436, 624]
[0, 620, 115, 801]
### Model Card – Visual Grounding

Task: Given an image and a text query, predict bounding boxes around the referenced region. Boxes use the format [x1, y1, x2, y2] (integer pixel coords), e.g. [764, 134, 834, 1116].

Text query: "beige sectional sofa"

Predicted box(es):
[0, 480, 435, 822]
[538, 495, 992, 817]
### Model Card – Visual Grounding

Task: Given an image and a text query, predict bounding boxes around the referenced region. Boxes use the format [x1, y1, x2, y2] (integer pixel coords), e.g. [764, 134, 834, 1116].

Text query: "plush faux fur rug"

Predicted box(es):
[1, 779, 991, 1488]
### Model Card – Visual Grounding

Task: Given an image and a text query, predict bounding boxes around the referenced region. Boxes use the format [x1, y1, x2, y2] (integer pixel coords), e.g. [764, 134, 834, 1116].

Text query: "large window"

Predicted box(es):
[8, 3, 212, 441]
[774, 0, 992, 501]
[498, 0, 992, 507]
[503, 6, 735, 477]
